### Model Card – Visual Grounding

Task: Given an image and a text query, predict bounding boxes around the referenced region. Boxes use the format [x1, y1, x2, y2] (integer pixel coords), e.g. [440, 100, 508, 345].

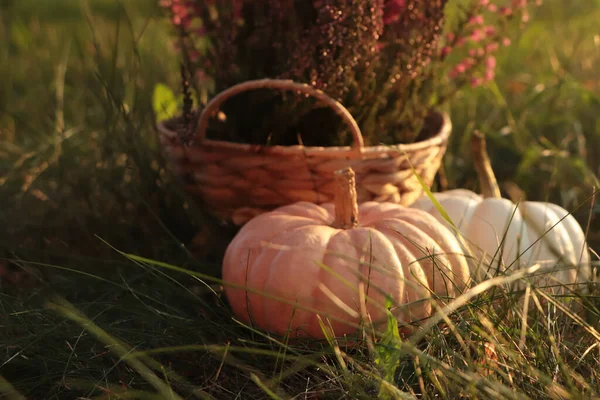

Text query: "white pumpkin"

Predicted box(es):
[412, 133, 593, 295]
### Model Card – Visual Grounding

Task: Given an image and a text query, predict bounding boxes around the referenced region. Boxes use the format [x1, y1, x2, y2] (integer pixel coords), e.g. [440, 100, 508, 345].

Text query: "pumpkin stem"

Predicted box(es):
[471, 131, 501, 199]
[334, 167, 359, 229]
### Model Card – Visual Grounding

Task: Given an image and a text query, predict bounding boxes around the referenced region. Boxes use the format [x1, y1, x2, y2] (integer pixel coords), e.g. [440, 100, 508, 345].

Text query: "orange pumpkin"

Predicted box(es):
[222, 168, 471, 339]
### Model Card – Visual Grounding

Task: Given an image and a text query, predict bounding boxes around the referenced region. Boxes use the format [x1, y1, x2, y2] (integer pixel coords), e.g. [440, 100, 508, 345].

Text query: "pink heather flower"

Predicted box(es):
[468, 48, 484, 57]
[451, 57, 477, 78]
[171, 5, 187, 21]
[484, 26, 496, 36]
[232, 0, 243, 20]
[464, 57, 477, 67]
[469, 15, 485, 25]
[484, 69, 495, 82]
[171, 4, 186, 15]
[383, 0, 406, 25]
[484, 55, 497, 69]
[471, 77, 484, 88]
[485, 42, 499, 52]
[470, 29, 485, 42]
[161, 0, 536, 125]
[441, 46, 452, 58]
[164, 0, 194, 28]
[172, 15, 190, 28]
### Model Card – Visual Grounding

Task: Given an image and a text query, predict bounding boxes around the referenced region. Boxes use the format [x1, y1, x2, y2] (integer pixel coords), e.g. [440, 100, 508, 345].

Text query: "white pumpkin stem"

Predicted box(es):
[334, 167, 359, 229]
[471, 131, 501, 199]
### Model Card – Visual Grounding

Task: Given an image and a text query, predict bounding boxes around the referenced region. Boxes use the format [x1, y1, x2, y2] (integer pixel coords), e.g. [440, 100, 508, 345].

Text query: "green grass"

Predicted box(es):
[1, 0, 599, 399]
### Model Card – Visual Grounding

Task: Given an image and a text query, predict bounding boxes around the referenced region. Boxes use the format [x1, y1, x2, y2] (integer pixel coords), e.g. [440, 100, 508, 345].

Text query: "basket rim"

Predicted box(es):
[157, 111, 451, 157]
[196, 79, 365, 152]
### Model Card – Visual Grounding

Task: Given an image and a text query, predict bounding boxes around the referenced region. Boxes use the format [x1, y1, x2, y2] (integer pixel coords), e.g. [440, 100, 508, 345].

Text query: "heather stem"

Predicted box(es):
[471, 131, 501, 199]
[334, 167, 359, 229]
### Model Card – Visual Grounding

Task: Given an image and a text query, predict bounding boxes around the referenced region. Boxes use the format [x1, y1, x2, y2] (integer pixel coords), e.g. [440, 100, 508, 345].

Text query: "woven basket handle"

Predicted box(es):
[196, 79, 364, 150]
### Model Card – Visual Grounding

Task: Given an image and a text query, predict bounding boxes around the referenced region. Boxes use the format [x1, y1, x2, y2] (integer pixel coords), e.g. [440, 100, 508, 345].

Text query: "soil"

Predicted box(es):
[163, 95, 445, 148]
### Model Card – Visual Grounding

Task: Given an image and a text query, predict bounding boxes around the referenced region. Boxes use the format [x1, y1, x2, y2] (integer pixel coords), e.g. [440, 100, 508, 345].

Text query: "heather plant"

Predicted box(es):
[161, 0, 540, 147]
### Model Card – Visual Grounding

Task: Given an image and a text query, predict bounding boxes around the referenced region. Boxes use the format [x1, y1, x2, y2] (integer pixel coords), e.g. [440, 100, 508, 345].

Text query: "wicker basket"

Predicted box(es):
[158, 79, 451, 225]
